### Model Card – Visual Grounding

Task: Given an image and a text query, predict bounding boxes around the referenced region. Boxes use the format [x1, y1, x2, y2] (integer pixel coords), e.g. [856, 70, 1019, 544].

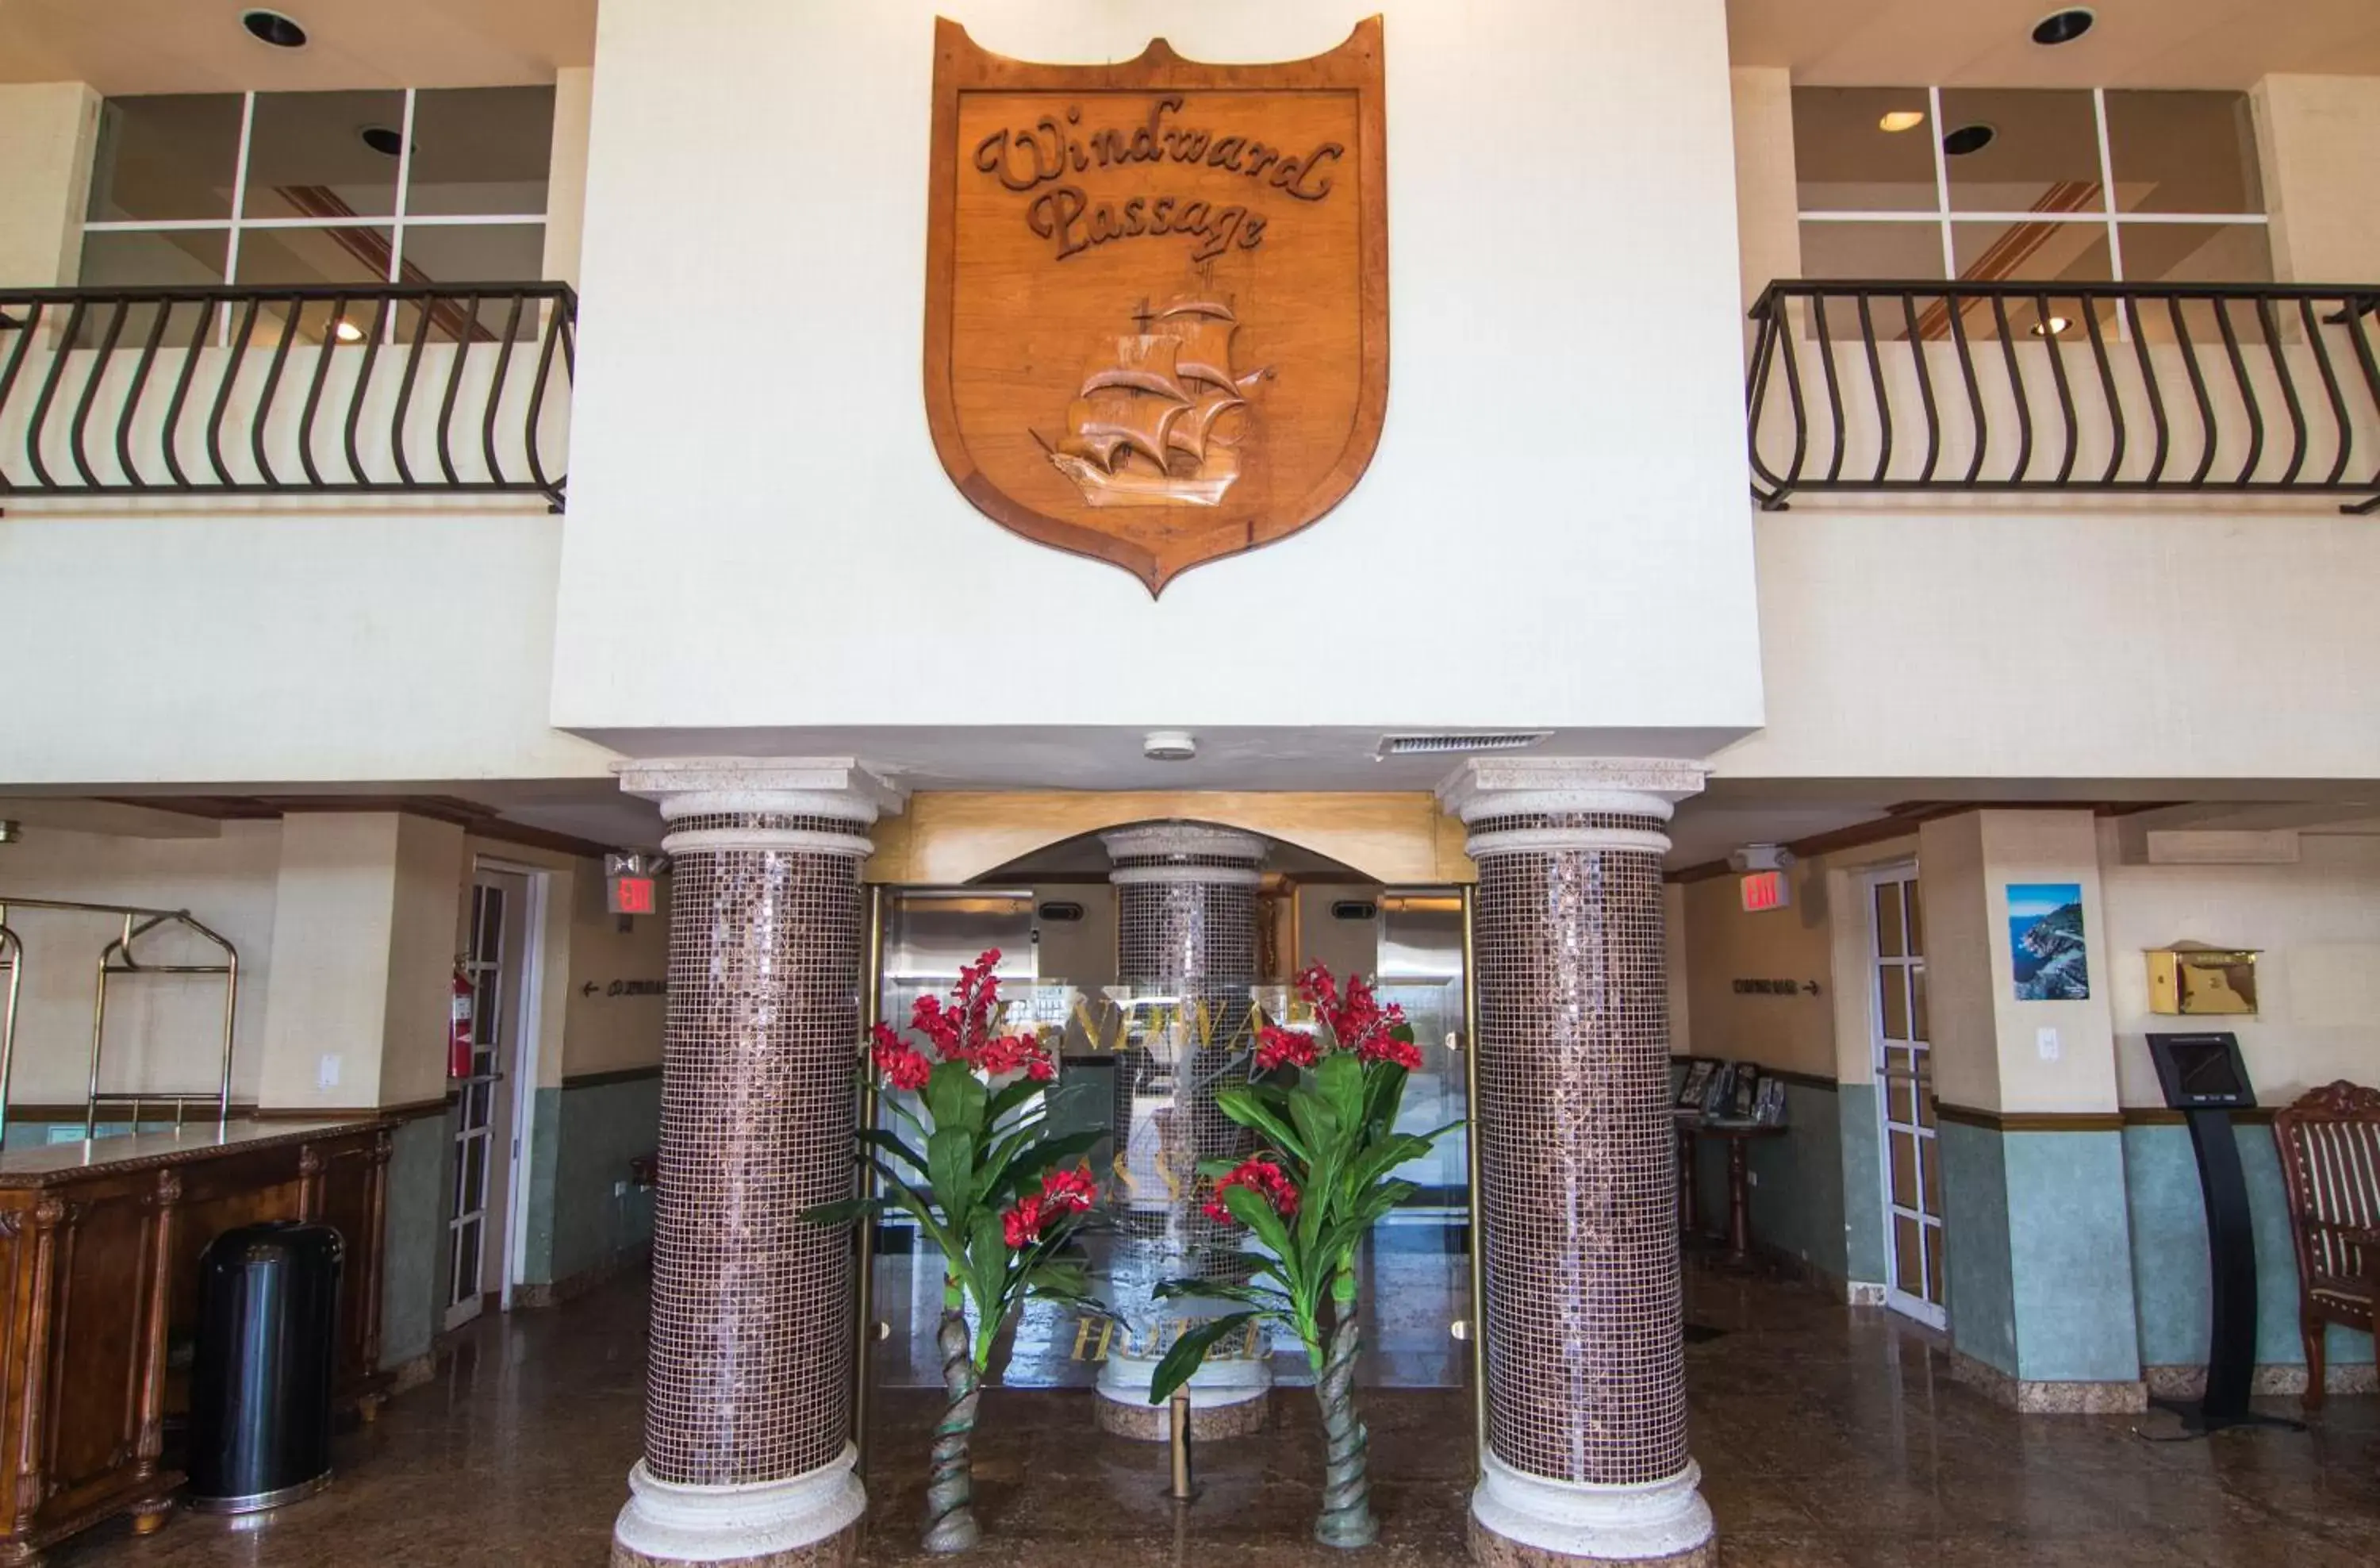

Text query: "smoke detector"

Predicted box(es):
[1142, 730, 1198, 762]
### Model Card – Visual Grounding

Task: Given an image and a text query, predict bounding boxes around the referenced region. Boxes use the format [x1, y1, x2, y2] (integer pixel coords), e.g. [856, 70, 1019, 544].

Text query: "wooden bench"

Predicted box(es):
[2271, 1080, 2380, 1408]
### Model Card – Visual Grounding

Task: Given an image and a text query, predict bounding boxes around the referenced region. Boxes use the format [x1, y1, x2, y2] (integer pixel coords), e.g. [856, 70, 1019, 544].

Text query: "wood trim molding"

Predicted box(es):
[561, 1066, 663, 1091]
[2120, 1105, 2278, 1128]
[1935, 1103, 2125, 1132]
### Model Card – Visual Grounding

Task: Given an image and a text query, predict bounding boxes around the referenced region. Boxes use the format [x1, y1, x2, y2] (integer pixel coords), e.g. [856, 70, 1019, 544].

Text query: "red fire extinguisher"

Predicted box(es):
[448, 963, 476, 1080]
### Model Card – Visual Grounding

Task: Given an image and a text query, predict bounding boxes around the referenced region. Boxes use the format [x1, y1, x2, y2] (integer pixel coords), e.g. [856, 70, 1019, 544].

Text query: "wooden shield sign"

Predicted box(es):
[925, 17, 1388, 595]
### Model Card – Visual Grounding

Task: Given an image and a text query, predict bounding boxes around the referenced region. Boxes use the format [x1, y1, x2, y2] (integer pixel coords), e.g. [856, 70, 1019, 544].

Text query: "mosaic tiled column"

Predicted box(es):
[611, 759, 902, 1568]
[1093, 823, 1273, 1439]
[1442, 758, 1715, 1568]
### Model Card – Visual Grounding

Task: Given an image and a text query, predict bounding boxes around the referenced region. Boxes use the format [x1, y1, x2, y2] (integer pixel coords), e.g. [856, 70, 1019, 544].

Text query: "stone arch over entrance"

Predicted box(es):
[865, 790, 1472, 886]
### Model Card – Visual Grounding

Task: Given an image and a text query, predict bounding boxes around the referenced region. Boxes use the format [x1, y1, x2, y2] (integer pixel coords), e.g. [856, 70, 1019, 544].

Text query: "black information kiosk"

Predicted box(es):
[2144, 1032, 2300, 1435]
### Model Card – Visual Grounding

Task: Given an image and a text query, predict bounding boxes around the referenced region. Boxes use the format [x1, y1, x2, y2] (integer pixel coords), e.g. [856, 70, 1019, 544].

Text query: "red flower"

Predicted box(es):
[972, 1028, 1056, 1081]
[1202, 1156, 1299, 1226]
[1001, 1167, 1098, 1250]
[1294, 963, 1415, 1068]
[869, 1022, 932, 1091]
[1255, 1025, 1320, 1073]
[1038, 1166, 1097, 1215]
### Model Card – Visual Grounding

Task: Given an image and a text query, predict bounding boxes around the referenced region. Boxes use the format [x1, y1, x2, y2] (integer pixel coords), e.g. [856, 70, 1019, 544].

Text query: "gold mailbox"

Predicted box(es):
[2146, 943, 2260, 1016]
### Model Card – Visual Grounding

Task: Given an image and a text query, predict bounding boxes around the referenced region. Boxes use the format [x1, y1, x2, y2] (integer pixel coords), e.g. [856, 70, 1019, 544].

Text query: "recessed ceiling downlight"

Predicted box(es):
[1878, 110, 1926, 133]
[1142, 730, 1197, 762]
[359, 125, 407, 157]
[1942, 123, 1997, 157]
[241, 10, 309, 48]
[2032, 9, 2095, 46]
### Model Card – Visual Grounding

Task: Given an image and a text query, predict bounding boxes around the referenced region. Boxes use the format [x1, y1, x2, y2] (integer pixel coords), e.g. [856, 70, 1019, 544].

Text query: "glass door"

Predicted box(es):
[1869, 866, 1944, 1327]
[447, 874, 517, 1330]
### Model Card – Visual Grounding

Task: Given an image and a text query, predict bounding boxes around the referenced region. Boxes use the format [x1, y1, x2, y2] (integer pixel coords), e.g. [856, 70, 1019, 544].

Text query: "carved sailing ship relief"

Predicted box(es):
[924, 17, 1388, 594]
[1046, 299, 1271, 508]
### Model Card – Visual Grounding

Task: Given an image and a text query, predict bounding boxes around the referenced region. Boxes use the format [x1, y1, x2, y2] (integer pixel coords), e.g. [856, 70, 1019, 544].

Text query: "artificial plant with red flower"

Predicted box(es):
[808, 949, 1104, 1555]
[1150, 963, 1461, 1551]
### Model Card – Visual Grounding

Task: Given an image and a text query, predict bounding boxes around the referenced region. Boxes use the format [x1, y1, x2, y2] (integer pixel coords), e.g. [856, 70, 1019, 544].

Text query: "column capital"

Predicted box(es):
[617, 756, 904, 858]
[1101, 822, 1266, 886]
[1436, 756, 1706, 824]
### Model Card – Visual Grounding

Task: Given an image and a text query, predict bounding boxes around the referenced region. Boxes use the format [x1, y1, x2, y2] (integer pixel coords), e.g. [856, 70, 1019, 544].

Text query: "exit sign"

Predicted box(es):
[608, 874, 657, 916]
[1740, 869, 1791, 913]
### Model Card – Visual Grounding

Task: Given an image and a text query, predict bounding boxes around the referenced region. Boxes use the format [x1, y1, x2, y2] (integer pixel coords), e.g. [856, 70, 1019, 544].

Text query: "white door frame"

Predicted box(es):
[478, 857, 551, 1316]
[1864, 860, 1946, 1330]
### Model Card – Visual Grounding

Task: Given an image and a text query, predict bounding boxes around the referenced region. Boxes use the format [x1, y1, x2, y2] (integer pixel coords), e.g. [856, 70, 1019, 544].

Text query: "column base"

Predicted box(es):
[612, 1446, 866, 1568]
[1092, 1351, 1270, 1440]
[1468, 1451, 1714, 1568]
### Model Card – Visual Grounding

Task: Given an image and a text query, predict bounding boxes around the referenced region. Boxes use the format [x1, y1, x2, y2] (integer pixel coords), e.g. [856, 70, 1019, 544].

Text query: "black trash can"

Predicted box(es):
[186, 1221, 344, 1513]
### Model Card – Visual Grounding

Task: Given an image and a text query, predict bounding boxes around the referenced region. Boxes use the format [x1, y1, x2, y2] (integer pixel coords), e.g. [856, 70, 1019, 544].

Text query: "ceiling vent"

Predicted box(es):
[1376, 731, 1551, 759]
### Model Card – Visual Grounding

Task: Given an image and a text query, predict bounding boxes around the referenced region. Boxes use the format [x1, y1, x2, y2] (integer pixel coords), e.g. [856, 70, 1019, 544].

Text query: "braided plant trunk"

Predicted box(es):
[1311, 1303, 1378, 1548]
[923, 1305, 982, 1554]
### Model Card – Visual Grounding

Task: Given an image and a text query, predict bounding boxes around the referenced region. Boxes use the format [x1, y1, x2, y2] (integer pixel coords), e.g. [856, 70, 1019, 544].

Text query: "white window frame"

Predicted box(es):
[82, 86, 550, 294]
[1797, 86, 2269, 302]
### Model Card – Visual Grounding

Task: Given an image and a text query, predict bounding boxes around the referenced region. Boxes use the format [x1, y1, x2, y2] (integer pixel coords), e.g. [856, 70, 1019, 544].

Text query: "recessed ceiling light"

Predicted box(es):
[332, 318, 365, 343]
[2030, 316, 2074, 336]
[2032, 9, 2095, 46]
[1942, 123, 1996, 157]
[1878, 110, 1927, 133]
[359, 125, 408, 158]
[241, 10, 308, 48]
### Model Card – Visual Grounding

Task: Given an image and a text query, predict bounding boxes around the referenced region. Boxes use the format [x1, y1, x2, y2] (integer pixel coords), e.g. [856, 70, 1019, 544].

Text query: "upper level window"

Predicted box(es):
[80, 87, 556, 294]
[1791, 87, 2270, 290]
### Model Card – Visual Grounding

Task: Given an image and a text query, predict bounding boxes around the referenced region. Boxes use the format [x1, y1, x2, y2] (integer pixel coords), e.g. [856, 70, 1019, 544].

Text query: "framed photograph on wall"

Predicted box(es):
[2007, 882, 2090, 1001]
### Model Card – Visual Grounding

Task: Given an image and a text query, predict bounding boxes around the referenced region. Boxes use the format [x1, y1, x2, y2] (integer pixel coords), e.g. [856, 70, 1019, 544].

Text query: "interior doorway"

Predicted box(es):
[447, 863, 544, 1329]
[1867, 863, 1945, 1328]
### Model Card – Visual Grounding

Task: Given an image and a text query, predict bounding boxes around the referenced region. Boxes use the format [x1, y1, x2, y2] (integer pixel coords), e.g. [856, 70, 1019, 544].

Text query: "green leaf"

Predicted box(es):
[874, 1173, 961, 1259]
[923, 1059, 988, 1137]
[799, 1195, 882, 1228]
[1214, 1085, 1307, 1161]
[1361, 1059, 1411, 1139]
[1223, 1181, 1301, 1273]
[1154, 1278, 1292, 1313]
[1144, 1312, 1259, 1405]
[1344, 1133, 1434, 1198]
[1315, 1052, 1365, 1135]
[1022, 1258, 1088, 1298]
[966, 1207, 1012, 1332]
[927, 1126, 979, 1228]
[859, 1127, 929, 1177]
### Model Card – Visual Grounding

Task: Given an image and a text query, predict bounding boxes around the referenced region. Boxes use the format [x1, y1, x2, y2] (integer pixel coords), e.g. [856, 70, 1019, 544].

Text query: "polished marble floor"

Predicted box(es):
[52, 1260, 2380, 1566]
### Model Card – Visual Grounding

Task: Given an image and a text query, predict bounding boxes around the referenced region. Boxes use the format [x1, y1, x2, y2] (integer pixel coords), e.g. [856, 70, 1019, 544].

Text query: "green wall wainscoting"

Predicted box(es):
[2123, 1120, 2374, 1373]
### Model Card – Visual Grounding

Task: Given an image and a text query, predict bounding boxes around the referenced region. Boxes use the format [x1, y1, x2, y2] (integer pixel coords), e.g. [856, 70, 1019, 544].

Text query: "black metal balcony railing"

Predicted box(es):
[0, 282, 574, 511]
[1746, 280, 2380, 514]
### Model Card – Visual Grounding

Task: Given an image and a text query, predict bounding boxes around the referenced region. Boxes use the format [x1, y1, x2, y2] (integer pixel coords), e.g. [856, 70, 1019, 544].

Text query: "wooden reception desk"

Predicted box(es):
[0, 1118, 393, 1562]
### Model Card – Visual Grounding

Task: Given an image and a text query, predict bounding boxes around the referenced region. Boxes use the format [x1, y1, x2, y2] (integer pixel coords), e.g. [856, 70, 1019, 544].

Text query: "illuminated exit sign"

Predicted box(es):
[1740, 869, 1791, 913]
[608, 875, 657, 916]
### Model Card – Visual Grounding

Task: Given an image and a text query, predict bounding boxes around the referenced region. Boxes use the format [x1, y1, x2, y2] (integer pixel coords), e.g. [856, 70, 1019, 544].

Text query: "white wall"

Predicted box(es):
[1918, 810, 2118, 1115]
[0, 511, 615, 785]
[552, 0, 1763, 744]
[0, 82, 98, 287]
[1716, 508, 2380, 782]
[0, 821, 280, 1109]
[2254, 75, 2380, 284]
[2100, 825, 2380, 1108]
